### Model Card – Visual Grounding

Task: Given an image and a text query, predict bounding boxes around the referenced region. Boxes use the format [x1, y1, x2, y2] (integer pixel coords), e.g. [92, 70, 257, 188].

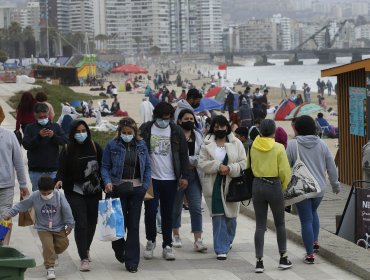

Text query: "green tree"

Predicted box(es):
[0, 50, 8, 63]
[6, 22, 23, 57]
[23, 26, 36, 57]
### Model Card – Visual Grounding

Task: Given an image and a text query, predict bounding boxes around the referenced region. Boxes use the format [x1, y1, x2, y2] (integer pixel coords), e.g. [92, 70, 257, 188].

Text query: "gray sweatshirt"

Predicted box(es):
[286, 136, 340, 196]
[0, 127, 27, 188]
[8, 190, 75, 232]
[174, 99, 194, 123]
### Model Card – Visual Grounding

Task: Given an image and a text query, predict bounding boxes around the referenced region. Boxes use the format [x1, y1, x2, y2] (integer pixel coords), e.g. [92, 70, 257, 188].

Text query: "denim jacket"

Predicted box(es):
[101, 138, 151, 190]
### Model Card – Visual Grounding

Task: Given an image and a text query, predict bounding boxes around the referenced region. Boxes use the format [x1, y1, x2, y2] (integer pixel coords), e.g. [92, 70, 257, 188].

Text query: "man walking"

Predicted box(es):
[23, 103, 67, 191]
[140, 102, 189, 261]
[0, 116, 29, 245]
[174, 88, 202, 122]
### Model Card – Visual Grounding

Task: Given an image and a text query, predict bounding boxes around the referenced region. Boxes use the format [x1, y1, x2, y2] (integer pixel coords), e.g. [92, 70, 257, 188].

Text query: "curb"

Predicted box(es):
[240, 204, 370, 280]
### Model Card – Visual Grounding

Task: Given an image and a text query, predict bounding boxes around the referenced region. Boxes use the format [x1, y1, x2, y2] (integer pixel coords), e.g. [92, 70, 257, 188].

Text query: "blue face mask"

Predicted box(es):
[74, 132, 88, 142]
[121, 134, 134, 143]
[156, 118, 170, 128]
[38, 118, 49, 126]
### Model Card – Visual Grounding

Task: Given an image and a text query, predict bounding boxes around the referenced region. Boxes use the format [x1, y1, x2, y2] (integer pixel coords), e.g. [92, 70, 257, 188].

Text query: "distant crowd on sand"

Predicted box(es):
[0, 76, 340, 279]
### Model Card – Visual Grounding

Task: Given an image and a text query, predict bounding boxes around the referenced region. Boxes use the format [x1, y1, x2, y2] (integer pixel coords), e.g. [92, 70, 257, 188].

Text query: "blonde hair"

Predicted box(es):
[117, 117, 141, 140]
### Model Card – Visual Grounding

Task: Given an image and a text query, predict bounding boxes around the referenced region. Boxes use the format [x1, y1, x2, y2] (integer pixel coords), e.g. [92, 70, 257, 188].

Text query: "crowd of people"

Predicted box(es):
[0, 86, 340, 280]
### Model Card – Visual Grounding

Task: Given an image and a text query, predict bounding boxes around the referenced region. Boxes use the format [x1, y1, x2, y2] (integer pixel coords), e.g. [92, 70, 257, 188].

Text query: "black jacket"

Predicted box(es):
[22, 122, 67, 172]
[140, 121, 190, 180]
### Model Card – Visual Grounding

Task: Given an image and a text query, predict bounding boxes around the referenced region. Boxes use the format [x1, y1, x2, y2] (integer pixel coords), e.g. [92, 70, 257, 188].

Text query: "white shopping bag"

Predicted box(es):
[97, 198, 124, 241]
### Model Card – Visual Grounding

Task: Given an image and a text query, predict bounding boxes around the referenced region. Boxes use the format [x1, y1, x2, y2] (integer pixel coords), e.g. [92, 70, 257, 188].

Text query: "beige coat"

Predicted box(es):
[198, 133, 247, 218]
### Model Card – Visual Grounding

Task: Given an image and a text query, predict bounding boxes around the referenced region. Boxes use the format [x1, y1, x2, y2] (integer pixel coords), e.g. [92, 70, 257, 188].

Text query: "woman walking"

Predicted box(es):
[101, 117, 151, 273]
[198, 115, 246, 260]
[249, 119, 292, 273]
[172, 109, 207, 252]
[55, 120, 103, 272]
[287, 115, 340, 264]
[15, 91, 36, 133]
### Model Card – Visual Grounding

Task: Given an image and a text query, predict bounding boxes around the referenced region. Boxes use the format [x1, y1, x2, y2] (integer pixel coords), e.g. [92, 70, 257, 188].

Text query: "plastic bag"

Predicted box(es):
[97, 198, 124, 241]
[0, 220, 11, 241]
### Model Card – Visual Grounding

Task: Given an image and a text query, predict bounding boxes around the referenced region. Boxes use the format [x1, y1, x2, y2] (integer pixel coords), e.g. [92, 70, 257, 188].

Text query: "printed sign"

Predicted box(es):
[349, 87, 366, 137]
[355, 187, 370, 247]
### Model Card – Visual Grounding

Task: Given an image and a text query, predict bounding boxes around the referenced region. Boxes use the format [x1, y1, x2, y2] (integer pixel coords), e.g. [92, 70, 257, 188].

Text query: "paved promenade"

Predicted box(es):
[0, 85, 367, 279]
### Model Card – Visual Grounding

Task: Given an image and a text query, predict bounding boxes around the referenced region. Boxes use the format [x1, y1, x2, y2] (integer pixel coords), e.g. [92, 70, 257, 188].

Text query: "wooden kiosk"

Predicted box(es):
[322, 59, 370, 185]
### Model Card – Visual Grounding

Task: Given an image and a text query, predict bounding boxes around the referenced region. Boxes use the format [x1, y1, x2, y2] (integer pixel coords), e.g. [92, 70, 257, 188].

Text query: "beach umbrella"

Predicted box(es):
[194, 98, 223, 112]
[285, 103, 325, 120]
[111, 64, 148, 74]
[205, 86, 222, 98]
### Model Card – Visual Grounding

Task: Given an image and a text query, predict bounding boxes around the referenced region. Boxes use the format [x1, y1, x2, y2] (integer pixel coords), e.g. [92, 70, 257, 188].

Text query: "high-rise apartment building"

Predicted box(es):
[239, 19, 277, 52]
[0, 4, 16, 29]
[198, 0, 222, 53]
[70, 0, 94, 39]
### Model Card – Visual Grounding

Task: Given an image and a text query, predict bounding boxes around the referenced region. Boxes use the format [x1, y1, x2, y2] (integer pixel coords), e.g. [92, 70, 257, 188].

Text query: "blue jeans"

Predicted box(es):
[295, 196, 323, 255]
[144, 179, 178, 248]
[172, 170, 202, 233]
[212, 215, 236, 254]
[29, 171, 57, 191]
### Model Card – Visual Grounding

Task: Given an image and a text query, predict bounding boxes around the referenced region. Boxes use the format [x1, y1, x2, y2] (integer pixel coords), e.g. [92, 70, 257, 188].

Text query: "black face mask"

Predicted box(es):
[180, 121, 194, 130]
[191, 102, 200, 109]
[214, 130, 228, 139]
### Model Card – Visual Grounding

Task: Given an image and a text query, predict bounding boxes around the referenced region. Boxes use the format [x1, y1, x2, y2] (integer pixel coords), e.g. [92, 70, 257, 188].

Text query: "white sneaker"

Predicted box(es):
[216, 253, 227, 260]
[172, 235, 182, 248]
[80, 259, 90, 271]
[46, 268, 56, 280]
[162, 246, 176, 260]
[194, 239, 208, 252]
[143, 241, 156, 259]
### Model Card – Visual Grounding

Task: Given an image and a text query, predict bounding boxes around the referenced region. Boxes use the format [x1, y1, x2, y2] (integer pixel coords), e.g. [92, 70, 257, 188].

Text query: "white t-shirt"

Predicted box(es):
[215, 146, 227, 162]
[150, 125, 176, 180]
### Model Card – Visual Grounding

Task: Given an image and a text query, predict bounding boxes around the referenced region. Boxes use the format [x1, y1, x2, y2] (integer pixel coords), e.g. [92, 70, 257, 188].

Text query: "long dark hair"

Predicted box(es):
[177, 108, 199, 128]
[17, 91, 36, 112]
[208, 115, 231, 135]
[65, 120, 94, 175]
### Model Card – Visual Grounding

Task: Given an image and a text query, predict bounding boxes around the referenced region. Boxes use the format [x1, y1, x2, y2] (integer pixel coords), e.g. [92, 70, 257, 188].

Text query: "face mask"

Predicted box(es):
[191, 102, 200, 109]
[41, 192, 54, 200]
[214, 130, 228, 139]
[74, 132, 88, 142]
[38, 118, 48, 126]
[181, 121, 194, 130]
[156, 119, 170, 128]
[121, 134, 134, 143]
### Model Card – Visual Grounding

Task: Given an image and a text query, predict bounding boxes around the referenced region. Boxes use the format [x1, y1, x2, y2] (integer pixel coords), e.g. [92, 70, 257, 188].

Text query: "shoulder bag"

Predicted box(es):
[226, 145, 254, 202]
[284, 142, 321, 206]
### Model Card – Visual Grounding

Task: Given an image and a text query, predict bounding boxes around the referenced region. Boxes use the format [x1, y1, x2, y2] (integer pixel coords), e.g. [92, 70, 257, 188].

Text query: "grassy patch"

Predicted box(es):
[90, 130, 117, 148]
[8, 83, 102, 117]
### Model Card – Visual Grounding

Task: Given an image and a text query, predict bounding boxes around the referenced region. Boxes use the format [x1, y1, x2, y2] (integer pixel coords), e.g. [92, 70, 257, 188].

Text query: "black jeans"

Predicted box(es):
[65, 191, 101, 260]
[144, 179, 178, 248]
[112, 186, 145, 268]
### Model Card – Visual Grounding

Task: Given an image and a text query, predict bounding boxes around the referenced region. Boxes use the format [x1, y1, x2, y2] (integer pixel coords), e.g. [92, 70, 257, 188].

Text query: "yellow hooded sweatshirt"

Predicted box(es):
[249, 135, 291, 190]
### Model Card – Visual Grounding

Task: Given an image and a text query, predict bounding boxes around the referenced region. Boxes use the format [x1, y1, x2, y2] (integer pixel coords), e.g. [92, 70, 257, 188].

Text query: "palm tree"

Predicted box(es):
[23, 26, 36, 57]
[7, 22, 23, 57]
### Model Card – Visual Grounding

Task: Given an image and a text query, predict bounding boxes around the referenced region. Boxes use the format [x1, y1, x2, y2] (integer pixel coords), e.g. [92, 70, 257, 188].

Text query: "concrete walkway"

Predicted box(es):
[0, 84, 367, 279]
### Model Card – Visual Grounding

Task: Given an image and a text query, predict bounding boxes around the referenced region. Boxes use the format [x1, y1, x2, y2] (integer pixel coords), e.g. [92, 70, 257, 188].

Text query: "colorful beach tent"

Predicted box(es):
[285, 103, 325, 120]
[205, 87, 222, 98]
[274, 99, 296, 121]
[111, 64, 148, 74]
[194, 98, 223, 112]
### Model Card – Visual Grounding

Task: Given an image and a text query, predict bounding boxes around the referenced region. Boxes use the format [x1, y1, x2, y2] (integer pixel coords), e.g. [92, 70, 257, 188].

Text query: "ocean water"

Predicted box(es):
[223, 56, 370, 91]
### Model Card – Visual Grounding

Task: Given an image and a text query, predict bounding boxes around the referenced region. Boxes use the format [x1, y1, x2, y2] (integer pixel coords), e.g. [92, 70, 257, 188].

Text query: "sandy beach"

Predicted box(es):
[70, 62, 339, 156]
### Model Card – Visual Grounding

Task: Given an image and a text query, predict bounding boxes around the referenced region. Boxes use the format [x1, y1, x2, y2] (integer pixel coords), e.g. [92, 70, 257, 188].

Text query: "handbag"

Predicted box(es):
[112, 148, 137, 197]
[226, 145, 254, 202]
[97, 197, 125, 241]
[284, 142, 321, 206]
[18, 195, 35, 227]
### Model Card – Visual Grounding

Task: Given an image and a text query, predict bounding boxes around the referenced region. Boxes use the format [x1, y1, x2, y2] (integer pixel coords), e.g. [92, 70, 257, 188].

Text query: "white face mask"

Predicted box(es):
[41, 192, 54, 200]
